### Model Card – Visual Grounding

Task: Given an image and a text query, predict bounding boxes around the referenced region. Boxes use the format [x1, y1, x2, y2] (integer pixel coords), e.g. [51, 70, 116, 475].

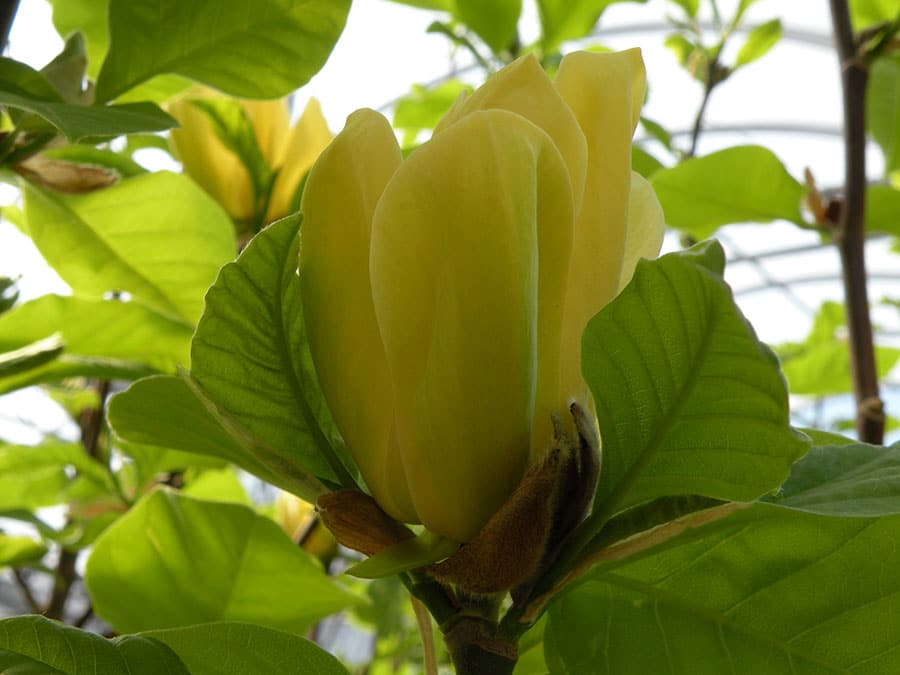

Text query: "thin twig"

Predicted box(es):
[11, 567, 42, 614]
[829, 0, 885, 444]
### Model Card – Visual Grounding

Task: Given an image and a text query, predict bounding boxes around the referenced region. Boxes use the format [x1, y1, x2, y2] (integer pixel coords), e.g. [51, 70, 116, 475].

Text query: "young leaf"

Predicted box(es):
[631, 146, 665, 179]
[22, 172, 235, 324]
[582, 241, 808, 528]
[867, 55, 900, 176]
[393, 79, 471, 146]
[139, 622, 350, 675]
[95, 0, 351, 102]
[537, 0, 648, 53]
[190, 215, 355, 489]
[0, 534, 47, 567]
[85, 490, 360, 634]
[734, 18, 782, 69]
[546, 504, 900, 673]
[867, 183, 900, 234]
[650, 145, 805, 238]
[0, 295, 192, 394]
[764, 441, 900, 517]
[668, 0, 699, 17]
[454, 0, 522, 54]
[0, 334, 64, 379]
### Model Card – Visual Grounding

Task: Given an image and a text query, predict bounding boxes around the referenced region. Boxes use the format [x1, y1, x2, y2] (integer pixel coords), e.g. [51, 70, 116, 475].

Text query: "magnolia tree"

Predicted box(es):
[1, 0, 899, 673]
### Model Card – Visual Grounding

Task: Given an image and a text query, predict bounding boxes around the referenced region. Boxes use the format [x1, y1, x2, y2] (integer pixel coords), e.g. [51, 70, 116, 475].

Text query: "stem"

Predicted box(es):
[829, 0, 885, 444]
[688, 83, 714, 157]
[12, 567, 41, 613]
[443, 617, 517, 675]
[410, 596, 438, 675]
[46, 380, 110, 620]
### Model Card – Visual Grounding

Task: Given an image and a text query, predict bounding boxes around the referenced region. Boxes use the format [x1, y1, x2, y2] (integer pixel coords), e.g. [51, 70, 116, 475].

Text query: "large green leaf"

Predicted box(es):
[190, 215, 354, 490]
[85, 490, 359, 634]
[23, 172, 235, 324]
[850, 0, 900, 29]
[107, 375, 327, 501]
[581, 241, 808, 528]
[0, 615, 189, 674]
[454, 0, 521, 53]
[650, 145, 805, 238]
[0, 295, 192, 394]
[545, 504, 900, 674]
[537, 0, 646, 53]
[867, 183, 900, 234]
[777, 301, 900, 396]
[141, 622, 350, 675]
[0, 441, 112, 510]
[95, 0, 351, 102]
[868, 55, 900, 176]
[765, 441, 900, 517]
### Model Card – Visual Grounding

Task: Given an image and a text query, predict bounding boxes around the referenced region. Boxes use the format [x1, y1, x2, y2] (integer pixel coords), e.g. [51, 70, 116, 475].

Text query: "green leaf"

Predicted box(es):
[454, 0, 522, 53]
[868, 55, 900, 176]
[537, 0, 647, 53]
[0, 441, 113, 510]
[85, 490, 360, 634]
[546, 504, 900, 673]
[190, 215, 354, 490]
[867, 183, 900, 234]
[384, 0, 453, 9]
[95, 0, 351, 102]
[0, 93, 176, 142]
[850, 0, 900, 29]
[181, 466, 251, 505]
[346, 531, 459, 579]
[393, 79, 471, 146]
[43, 145, 146, 178]
[0, 295, 192, 394]
[765, 441, 900, 517]
[650, 145, 805, 238]
[107, 375, 327, 501]
[668, 0, 699, 17]
[734, 18, 782, 68]
[639, 116, 673, 151]
[0, 615, 188, 674]
[581, 241, 808, 528]
[0, 57, 65, 102]
[777, 301, 900, 395]
[23, 172, 234, 324]
[140, 622, 350, 675]
[41, 34, 89, 105]
[0, 534, 47, 567]
[49, 0, 110, 79]
[632, 146, 664, 179]
[0, 333, 64, 379]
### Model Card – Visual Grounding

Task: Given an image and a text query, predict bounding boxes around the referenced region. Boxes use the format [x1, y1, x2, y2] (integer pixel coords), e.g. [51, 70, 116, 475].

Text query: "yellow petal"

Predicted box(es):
[370, 109, 574, 542]
[299, 108, 417, 523]
[435, 53, 587, 218]
[619, 171, 665, 291]
[240, 98, 291, 167]
[555, 48, 646, 407]
[266, 99, 332, 223]
[168, 96, 254, 221]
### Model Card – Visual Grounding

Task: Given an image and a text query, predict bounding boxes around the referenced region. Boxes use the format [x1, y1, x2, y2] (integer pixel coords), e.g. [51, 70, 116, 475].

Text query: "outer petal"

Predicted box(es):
[618, 171, 666, 291]
[554, 48, 646, 406]
[435, 53, 587, 219]
[266, 99, 332, 222]
[299, 109, 417, 523]
[370, 110, 574, 542]
[168, 96, 254, 221]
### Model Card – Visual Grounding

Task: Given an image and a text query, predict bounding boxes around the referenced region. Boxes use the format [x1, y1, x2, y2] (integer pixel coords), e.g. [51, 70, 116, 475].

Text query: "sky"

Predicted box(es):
[1, 0, 898, 440]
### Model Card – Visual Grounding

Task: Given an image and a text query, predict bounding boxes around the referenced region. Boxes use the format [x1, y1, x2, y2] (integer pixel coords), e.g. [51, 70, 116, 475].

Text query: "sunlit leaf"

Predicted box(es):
[537, 0, 647, 53]
[546, 504, 900, 673]
[22, 172, 234, 324]
[581, 241, 808, 529]
[650, 145, 805, 238]
[85, 490, 360, 634]
[734, 18, 782, 68]
[0, 534, 47, 567]
[868, 55, 900, 176]
[95, 0, 351, 102]
[454, 0, 521, 53]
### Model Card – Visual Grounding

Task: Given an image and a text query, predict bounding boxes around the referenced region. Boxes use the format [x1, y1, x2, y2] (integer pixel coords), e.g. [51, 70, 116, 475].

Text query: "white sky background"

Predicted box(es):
[0, 0, 898, 439]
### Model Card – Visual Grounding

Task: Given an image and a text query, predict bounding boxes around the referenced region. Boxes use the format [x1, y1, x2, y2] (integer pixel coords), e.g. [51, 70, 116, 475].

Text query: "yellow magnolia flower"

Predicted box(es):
[169, 94, 331, 228]
[300, 50, 665, 543]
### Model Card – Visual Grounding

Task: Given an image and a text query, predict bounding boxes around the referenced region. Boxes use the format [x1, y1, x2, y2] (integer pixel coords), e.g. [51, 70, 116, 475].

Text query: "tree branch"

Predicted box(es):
[829, 0, 884, 444]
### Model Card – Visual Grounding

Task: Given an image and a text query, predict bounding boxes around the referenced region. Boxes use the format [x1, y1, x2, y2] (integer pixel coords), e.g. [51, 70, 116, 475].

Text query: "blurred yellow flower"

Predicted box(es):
[169, 94, 331, 231]
[300, 50, 665, 543]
